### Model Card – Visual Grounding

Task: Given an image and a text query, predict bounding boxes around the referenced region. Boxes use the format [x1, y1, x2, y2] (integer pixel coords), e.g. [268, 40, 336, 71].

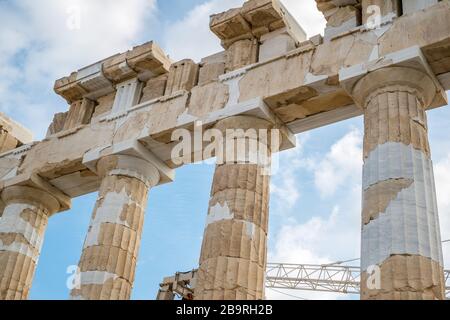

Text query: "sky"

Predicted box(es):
[0, 0, 448, 300]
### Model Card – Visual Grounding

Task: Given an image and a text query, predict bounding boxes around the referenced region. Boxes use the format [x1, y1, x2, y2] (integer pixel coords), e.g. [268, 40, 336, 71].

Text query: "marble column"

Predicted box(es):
[70, 155, 160, 300]
[353, 67, 445, 300]
[195, 116, 273, 300]
[0, 186, 60, 300]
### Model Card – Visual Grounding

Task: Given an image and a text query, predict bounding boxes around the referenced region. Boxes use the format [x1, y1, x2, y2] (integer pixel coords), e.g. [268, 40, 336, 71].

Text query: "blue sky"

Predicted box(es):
[0, 0, 449, 300]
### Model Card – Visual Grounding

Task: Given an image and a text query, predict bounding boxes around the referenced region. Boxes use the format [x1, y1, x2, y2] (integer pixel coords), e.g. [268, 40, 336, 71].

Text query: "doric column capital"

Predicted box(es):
[350, 67, 437, 109]
[214, 115, 278, 145]
[96, 154, 160, 188]
[214, 115, 273, 133]
[1, 185, 60, 215]
[214, 115, 282, 145]
[213, 116, 278, 166]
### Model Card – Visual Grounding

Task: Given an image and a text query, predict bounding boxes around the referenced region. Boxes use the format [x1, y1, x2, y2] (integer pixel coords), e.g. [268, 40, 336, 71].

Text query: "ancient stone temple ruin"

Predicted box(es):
[0, 0, 449, 300]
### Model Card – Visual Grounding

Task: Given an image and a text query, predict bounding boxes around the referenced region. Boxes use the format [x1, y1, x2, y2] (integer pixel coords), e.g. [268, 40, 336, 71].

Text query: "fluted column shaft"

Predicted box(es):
[356, 67, 445, 300]
[0, 186, 59, 300]
[70, 155, 160, 300]
[195, 116, 273, 300]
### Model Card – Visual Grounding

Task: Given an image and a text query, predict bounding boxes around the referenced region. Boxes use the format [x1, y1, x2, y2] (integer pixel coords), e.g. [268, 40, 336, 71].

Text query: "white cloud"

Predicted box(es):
[269, 179, 362, 269]
[270, 134, 309, 212]
[313, 129, 363, 197]
[267, 189, 362, 300]
[270, 176, 300, 210]
[268, 130, 363, 300]
[0, 0, 157, 138]
[15, 0, 157, 77]
[281, 0, 326, 37]
[162, 0, 242, 62]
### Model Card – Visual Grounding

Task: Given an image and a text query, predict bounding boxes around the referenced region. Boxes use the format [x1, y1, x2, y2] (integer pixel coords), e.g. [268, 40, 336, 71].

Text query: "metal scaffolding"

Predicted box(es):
[265, 263, 360, 294]
[158, 263, 450, 299]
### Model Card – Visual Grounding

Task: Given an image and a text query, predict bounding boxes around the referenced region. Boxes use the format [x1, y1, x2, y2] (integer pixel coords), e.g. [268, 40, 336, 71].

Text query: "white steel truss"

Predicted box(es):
[158, 263, 450, 299]
[265, 263, 360, 294]
[266, 263, 450, 299]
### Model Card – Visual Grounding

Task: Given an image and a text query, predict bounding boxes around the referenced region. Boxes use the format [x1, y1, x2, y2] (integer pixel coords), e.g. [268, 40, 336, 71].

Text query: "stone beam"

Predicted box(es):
[210, 0, 307, 71]
[315, 0, 362, 40]
[0, 113, 33, 154]
[210, 0, 307, 48]
[0, 1, 448, 203]
[236, 1, 450, 127]
[54, 41, 171, 104]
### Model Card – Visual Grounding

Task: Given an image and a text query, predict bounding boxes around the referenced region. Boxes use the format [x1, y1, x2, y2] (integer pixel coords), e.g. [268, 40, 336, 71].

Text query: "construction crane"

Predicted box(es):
[157, 263, 450, 300]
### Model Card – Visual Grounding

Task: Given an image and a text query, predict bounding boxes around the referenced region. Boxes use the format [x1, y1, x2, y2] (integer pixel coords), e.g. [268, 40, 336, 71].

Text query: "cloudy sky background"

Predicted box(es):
[0, 0, 448, 300]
